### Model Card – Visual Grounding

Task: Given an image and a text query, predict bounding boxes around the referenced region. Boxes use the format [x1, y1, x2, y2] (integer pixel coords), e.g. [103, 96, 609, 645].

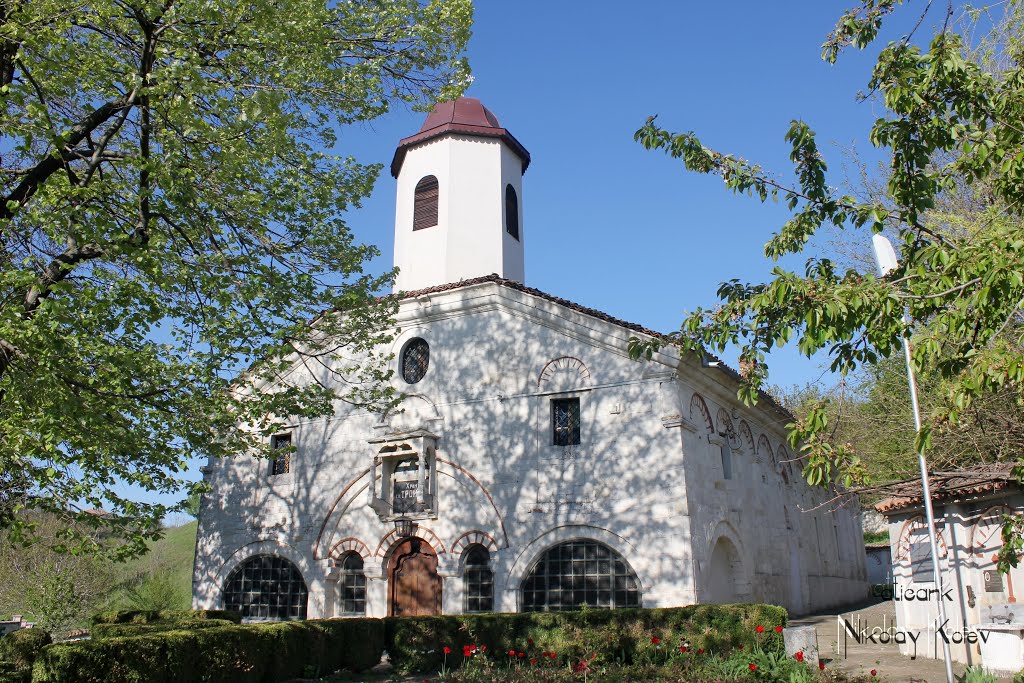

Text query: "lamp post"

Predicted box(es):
[872, 234, 955, 683]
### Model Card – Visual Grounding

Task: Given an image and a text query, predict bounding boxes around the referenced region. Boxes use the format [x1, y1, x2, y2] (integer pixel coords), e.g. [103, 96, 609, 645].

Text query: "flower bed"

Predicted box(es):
[385, 603, 787, 674]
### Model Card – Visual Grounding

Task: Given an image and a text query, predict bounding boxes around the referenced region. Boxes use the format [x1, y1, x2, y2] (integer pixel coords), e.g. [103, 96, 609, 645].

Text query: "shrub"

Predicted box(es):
[0, 629, 52, 683]
[384, 603, 787, 674]
[90, 610, 241, 626]
[30, 619, 384, 683]
[91, 619, 236, 640]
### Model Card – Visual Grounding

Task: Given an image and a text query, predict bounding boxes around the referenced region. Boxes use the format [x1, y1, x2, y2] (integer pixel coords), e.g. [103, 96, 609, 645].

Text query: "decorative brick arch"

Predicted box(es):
[375, 525, 447, 562]
[738, 420, 754, 452]
[450, 530, 500, 557]
[776, 444, 794, 482]
[689, 393, 714, 433]
[328, 537, 372, 563]
[716, 408, 739, 448]
[537, 356, 592, 390]
[757, 434, 775, 466]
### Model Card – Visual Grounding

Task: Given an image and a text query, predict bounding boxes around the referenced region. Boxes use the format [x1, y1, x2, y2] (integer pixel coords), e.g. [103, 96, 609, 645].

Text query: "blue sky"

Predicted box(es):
[337, 1, 936, 392]
[160, 2, 946, 517]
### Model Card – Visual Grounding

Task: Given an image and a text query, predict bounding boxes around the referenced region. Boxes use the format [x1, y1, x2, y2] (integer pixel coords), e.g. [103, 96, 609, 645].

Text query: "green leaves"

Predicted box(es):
[635, 1, 1024, 514]
[0, 0, 472, 554]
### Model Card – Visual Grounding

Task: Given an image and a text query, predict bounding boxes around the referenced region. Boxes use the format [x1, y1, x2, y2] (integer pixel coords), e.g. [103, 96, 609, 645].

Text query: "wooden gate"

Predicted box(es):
[388, 537, 441, 616]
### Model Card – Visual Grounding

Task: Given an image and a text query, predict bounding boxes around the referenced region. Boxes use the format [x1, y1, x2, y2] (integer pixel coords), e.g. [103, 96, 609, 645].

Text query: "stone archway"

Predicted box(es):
[708, 536, 743, 604]
[388, 537, 442, 616]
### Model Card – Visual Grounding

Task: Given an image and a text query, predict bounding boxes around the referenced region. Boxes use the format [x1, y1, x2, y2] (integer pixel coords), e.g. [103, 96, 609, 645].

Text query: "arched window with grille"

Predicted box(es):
[504, 184, 519, 240]
[337, 553, 366, 615]
[463, 544, 493, 613]
[413, 175, 439, 230]
[223, 555, 308, 621]
[521, 540, 640, 612]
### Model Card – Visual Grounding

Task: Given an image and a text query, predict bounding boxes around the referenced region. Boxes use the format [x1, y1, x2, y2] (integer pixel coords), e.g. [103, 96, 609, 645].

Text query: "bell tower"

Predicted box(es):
[390, 97, 531, 292]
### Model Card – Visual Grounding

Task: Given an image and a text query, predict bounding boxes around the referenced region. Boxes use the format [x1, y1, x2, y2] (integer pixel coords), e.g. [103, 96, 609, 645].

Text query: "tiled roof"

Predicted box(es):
[396, 274, 793, 420]
[875, 464, 1021, 514]
[390, 97, 530, 177]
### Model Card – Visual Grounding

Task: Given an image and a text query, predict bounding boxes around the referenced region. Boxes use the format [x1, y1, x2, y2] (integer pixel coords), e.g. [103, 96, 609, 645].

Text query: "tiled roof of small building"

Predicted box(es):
[875, 463, 1021, 514]
[396, 273, 793, 421]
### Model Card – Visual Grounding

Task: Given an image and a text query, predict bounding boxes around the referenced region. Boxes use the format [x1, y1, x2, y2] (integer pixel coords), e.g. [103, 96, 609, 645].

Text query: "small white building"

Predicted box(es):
[878, 465, 1024, 673]
[192, 97, 867, 621]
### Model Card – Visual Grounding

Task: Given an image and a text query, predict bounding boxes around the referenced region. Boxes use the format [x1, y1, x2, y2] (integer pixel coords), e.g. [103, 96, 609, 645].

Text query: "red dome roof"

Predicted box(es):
[419, 97, 501, 132]
[391, 97, 530, 178]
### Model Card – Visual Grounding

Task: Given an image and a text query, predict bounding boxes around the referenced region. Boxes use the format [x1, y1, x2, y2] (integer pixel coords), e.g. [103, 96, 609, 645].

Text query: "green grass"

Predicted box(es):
[105, 520, 198, 611]
[863, 530, 889, 545]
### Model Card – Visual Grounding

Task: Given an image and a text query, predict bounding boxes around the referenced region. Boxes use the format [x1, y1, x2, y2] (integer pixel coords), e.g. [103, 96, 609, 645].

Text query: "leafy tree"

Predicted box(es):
[632, 0, 1024, 557]
[0, 512, 116, 636]
[0, 0, 471, 556]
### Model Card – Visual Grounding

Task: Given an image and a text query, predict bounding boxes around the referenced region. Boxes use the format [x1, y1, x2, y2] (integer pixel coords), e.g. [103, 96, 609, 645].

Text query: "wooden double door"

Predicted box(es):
[388, 537, 441, 616]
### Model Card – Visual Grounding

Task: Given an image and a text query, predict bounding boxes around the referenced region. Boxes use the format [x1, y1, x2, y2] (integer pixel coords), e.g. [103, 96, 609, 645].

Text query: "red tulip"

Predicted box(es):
[651, 636, 661, 644]
[775, 626, 784, 633]
[749, 663, 757, 672]
[795, 651, 804, 662]
[755, 625, 765, 633]
[819, 662, 826, 670]
[443, 647, 451, 655]
[871, 670, 878, 677]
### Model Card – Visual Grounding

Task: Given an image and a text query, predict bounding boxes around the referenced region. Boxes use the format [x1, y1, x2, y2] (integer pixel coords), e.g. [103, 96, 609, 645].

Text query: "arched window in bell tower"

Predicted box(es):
[413, 175, 439, 230]
[504, 184, 519, 240]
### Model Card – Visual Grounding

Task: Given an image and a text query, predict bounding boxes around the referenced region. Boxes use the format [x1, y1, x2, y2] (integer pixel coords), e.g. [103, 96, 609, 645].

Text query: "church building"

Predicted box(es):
[192, 97, 867, 620]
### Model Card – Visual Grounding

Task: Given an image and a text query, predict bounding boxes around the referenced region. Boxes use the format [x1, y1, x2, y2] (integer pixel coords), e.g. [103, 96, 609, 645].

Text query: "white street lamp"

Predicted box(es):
[872, 234, 955, 683]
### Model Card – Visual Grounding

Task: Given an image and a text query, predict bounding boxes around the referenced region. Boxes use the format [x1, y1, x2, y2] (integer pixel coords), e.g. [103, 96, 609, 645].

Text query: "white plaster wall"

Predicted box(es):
[393, 135, 525, 292]
[194, 281, 866, 621]
[887, 494, 1024, 667]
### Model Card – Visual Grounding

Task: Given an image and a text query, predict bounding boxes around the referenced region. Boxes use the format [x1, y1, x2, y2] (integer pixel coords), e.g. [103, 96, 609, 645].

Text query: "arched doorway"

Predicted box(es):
[708, 537, 742, 604]
[388, 537, 442, 616]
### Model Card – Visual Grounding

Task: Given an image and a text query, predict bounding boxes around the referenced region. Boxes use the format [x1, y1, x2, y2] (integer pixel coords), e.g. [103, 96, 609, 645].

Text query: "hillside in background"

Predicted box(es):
[0, 519, 197, 636]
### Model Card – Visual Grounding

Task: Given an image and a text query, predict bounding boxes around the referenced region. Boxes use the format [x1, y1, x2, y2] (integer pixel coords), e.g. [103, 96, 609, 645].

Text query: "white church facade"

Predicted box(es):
[192, 97, 867, 620]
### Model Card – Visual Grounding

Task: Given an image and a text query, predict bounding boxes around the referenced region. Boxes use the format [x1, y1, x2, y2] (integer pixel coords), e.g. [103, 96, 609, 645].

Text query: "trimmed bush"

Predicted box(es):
[32, 604, 785, 681]
[91, 619, 236, 640]
[0, 629, 52, 683]
[90, 610, 241, 626]
[384, 603, 787, 674]
[30, 618, 384, 683]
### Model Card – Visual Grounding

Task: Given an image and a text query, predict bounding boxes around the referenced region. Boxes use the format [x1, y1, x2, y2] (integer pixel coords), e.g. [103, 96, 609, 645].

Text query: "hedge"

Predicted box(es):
[91, 610, 241, 626]
[29, 603, 785, 682]
[384, 604, 787, 674]
[0, 629, 52, 683]
[30, 619, 383, 683]
[91, 619, 238, 640]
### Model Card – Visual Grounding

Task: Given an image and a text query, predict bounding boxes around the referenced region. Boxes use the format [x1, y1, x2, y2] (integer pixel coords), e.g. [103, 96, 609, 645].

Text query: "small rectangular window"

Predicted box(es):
[910, 541, 934, 583]
[552, 398, 581, 446]
[270, 433, 292, 476]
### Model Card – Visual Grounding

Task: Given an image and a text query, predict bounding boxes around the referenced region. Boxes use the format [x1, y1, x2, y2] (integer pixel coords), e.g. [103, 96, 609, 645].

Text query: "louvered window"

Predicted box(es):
[505, 184, 519, 240]
[413, 176, 439, 230]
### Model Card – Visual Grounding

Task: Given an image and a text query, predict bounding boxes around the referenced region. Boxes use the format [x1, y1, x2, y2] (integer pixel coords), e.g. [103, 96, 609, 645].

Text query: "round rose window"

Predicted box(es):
[401, 338, 429, 384]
